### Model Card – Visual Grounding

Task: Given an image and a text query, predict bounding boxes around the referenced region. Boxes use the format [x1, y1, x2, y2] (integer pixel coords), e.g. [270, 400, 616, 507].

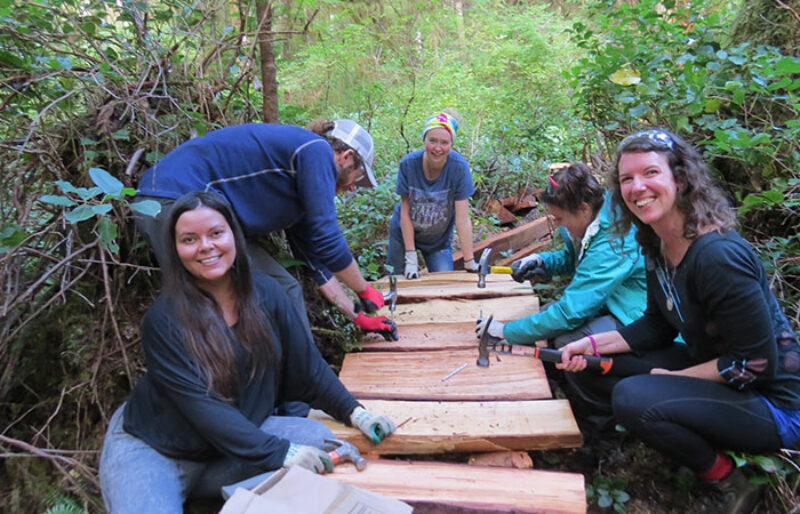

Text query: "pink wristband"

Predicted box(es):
[587, 335, 599, 357]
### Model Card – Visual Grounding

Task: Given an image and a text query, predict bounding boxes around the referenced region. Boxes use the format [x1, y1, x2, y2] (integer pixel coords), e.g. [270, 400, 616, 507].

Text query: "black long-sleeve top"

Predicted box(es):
[619, 230, 800, 410]
[123, 273, 360, 470]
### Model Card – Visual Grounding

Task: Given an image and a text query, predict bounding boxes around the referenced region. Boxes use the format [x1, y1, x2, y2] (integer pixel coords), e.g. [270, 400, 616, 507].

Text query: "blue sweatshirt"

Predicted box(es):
[137, 123, 353, 284]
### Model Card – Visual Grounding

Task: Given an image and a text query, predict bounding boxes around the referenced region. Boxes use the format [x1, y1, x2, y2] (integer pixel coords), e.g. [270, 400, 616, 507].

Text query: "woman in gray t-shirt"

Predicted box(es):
[387, 111, 477, 278]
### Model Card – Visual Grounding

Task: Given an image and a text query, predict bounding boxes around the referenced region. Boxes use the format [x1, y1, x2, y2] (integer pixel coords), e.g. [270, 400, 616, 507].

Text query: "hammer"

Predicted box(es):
[383, 275, 397, 319]
[325, 438, 367, 471]
[476, 248, 513, 288]
[476, 313, 500, 367]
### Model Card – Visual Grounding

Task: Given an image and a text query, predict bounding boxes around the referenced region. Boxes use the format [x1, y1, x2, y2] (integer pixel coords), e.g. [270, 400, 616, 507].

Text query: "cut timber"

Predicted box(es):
[373, 280, 533, 302]
[468, 451, 534, 469]
[310, 399, 582, 454]
[453, 216, 552, 268]
[501, 187, 539, 213]
[494, 237, 553, 267]
[373, 271, 508, 287]
[378, 296, 539, 324]
[330, 459, 586, 514]
[482, 198, 517, 225]
[339, 349, 550, 401]
[360, 322, 476, 351]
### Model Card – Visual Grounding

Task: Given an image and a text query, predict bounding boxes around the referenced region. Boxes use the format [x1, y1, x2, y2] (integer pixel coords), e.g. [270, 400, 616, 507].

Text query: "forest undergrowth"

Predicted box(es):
[1, 0, 799, 512]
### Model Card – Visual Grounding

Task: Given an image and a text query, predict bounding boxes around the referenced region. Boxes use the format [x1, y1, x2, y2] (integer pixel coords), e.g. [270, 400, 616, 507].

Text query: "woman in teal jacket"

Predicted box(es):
[478, 162, 647, 348]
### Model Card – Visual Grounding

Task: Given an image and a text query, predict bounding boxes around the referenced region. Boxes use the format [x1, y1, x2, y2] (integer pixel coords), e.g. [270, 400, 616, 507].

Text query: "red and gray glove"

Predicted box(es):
[357, 284, 385, 313]
[354, 312, 398, 341]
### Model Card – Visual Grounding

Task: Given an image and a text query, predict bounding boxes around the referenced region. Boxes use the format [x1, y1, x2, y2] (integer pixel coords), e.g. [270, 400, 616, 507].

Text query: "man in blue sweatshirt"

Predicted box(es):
[134, 119, 395, 340]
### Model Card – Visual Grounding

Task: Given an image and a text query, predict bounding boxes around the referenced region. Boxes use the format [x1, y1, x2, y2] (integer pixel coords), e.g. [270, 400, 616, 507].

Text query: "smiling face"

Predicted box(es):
[423, 127, 453, 165]
[174, 206, 236, 289]
[545, 202, 595, 241]
[618, 151, 679, 230]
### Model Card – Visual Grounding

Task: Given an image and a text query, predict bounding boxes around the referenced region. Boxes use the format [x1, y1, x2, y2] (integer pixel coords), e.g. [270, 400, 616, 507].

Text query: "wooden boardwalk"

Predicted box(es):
[325, 271, 586, 513]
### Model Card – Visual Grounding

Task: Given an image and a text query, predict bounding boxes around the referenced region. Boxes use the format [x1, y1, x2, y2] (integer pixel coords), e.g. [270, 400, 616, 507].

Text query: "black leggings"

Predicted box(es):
[612, 373, 782, 472]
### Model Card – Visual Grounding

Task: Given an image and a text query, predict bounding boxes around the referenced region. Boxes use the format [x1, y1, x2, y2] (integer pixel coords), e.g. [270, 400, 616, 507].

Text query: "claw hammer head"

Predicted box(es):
[476, 314, 494, 367]
[325, 438, 367, 471]
[477, 248, 492, 289]
[383, 275, 397, 316]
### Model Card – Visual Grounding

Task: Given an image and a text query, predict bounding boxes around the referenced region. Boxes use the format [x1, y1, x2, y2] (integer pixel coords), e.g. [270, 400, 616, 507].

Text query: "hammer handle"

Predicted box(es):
[534, 347, 614, 375]
[329, 449, 368, 471]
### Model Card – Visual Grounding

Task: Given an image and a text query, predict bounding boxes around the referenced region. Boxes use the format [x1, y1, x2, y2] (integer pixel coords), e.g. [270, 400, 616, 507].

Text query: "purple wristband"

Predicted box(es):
[587, 334, 599, 357]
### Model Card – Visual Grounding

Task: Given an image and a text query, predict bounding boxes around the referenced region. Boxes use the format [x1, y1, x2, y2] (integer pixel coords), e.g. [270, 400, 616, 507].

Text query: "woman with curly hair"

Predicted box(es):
[557, 129, 800, 512]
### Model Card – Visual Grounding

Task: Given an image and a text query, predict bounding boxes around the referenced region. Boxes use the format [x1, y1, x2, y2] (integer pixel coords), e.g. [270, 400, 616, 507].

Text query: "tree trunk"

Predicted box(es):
[454, 0, 466, 47]
[256, 0, 280, 123]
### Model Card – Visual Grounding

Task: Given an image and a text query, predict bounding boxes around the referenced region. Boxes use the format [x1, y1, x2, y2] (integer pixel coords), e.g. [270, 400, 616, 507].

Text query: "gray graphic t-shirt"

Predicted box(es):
[389, 149, 474, 252]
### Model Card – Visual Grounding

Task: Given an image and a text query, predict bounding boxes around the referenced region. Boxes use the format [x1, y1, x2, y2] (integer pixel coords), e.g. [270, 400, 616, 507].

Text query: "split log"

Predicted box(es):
[500, 187, 539, 213]
[467, 451, 534, 469]
[374, 271, 508, 287]
[359, 322, 477, 351]
[372, 280, 533, 303]
[482, 198, 517, 225]
[329, 459, 586, 513]
[310, 399, 582, 454]
[338, 348, 550, 401]
[453, 216, 551, 268]
[376, 295, 538, 324]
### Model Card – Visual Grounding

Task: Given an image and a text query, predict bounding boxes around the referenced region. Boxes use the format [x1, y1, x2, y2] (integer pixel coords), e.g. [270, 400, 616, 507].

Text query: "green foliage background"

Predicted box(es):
[1, 0, 798, 511]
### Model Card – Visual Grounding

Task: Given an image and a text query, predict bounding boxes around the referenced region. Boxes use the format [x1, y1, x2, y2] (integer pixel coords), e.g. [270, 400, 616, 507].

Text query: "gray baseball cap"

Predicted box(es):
[328, 119, 376, 188]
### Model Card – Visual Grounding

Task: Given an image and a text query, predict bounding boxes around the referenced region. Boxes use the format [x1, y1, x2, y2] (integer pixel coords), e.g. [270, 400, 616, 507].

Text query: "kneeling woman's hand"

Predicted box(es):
[283, 443, 334, 474]
[350, 406, 396, 443]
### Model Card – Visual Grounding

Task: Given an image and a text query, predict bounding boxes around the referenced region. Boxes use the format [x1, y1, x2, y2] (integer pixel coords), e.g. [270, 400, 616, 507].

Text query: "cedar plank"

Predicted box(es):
[453, 216, 552, 268]
[339, 348, 550, 401]
[359, 322, 477, 351]
[376, 295, 538, 324]
[310, 399, 583, 454]
[330, 460, 586, 513]
[372, 280, 533, 303]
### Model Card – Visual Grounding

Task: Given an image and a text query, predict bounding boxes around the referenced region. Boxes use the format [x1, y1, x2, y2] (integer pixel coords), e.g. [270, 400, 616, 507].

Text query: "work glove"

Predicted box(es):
[283, 443, 333, 474]
[510, 253, 545, 283]
[463, 259, 479, 273]
[350, 406, 396, 443]
[357, 283, 384, 313]
[404, 250, 419, 279]
[354, 312, 399, 341]
[475, 316, 505, 340]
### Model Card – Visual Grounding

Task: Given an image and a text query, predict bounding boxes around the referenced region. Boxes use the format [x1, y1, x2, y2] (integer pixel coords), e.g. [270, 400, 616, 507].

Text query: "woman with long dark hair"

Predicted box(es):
[100, 191, 395, 513]
[558, 130, 800, 511]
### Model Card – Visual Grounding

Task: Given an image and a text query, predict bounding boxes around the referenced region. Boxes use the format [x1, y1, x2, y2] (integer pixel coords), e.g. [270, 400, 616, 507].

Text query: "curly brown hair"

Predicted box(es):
[610, 129, 736, 259]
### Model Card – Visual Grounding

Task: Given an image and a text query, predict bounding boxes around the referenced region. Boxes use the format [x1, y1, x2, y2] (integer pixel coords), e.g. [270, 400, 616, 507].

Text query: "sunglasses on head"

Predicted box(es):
[618, 129, 675, 152]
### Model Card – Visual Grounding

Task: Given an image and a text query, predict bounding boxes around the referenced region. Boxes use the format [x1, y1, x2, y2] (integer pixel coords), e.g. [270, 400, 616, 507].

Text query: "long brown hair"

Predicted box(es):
[161, 191, 276, 398]
[610, 129, 736, 259]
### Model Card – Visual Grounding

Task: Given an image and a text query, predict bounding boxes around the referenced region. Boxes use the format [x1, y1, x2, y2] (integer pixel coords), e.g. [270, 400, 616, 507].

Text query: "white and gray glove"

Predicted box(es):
[510, 253, 545, 283]
[283, 443, 333, 474]
[475, 316, 505, 340]
[463, 259, 479, 273]
[404, 250, 419, 279]
[350, 406, 396, 443]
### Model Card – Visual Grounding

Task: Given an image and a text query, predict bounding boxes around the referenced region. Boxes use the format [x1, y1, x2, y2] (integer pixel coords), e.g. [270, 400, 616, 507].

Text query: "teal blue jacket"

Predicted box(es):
[503, 194, 647, 344]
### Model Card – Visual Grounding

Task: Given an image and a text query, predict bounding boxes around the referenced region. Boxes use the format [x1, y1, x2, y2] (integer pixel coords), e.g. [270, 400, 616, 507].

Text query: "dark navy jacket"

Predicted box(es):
[123, 273, 360, 470]
[137, 123, 352, 284]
